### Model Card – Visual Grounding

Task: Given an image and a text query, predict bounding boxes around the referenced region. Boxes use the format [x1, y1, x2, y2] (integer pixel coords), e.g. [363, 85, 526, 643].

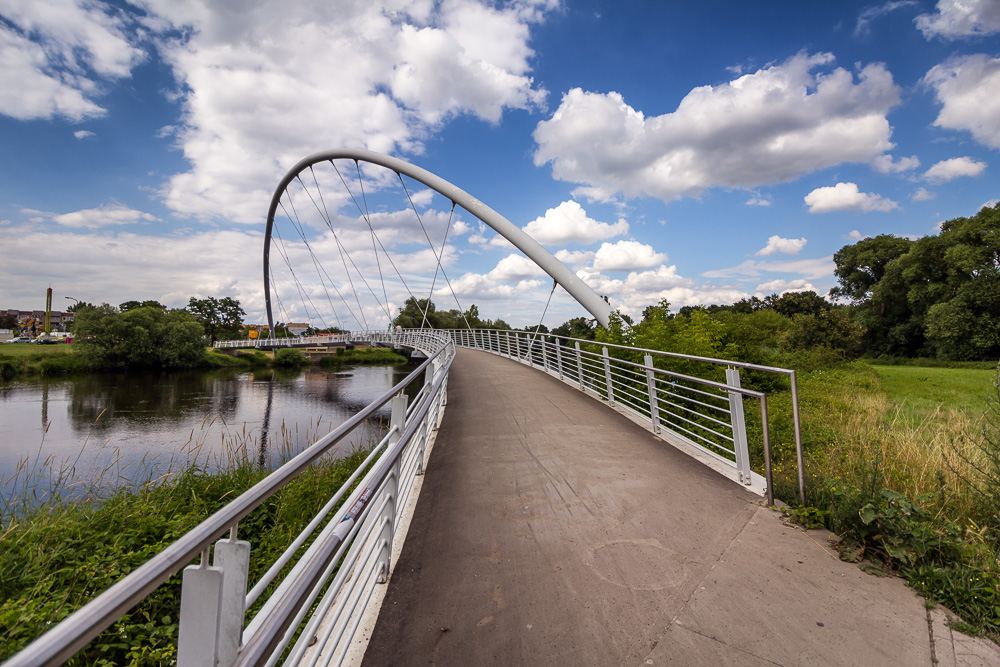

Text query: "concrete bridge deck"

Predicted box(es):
[362, 348, 998, 666]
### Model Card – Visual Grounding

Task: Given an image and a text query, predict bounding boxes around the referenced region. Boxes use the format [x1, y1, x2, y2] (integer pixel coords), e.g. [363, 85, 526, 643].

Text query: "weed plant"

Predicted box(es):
[773, 361, 1000, 639]
[0, 421, 377, 665]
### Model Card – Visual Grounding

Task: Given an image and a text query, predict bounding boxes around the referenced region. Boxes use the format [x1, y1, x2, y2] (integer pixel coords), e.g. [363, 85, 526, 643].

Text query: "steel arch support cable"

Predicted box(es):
[398, 176, 471, 329]
[275, 206, 360, 331]
[290, 178, 370, 330]
[294, 174, 393, 327]
[270, 224, 325, 330]
[354, 160, 390, 317]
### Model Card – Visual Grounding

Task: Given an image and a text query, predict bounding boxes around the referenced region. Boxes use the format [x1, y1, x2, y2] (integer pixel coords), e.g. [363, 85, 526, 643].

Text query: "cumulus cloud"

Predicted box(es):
[923, 54, 1000, 149]
[0, 0, 144, 121]
[754, 235, 807, 256]
[73, 130, 95, 140]
[872, 154, 920, 174]
[591, 240, 667, 271]
[912, 187, 936, 201]
[533, 52, 901, 204]
[923, 156, 987, 183]
[522, 200, 628, 245]
[916, 0, 1000, 39]
[745, 193, 773, 207]
[804, 182, 899, 213]
[36, 0, 556, 224]
[554, 248, 595, 268]
[487, 253, 546, 282]
[703, 256, 836, 280]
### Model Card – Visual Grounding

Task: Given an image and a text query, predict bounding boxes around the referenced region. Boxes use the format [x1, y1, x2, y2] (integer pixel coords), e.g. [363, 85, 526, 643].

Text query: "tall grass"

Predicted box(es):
[769, 361, 1000, 637]
[0, 418, 381, 665]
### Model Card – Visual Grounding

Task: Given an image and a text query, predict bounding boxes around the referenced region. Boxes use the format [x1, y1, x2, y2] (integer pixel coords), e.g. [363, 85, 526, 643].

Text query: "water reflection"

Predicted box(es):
[0, 364, 420, 504]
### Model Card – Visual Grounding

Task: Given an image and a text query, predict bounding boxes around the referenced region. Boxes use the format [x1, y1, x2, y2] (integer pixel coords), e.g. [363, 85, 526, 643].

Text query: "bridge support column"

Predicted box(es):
[726, 367, 751, 486]
[575, 342, 584, 390]
[602, 347, 615, 406]
[644, 354, 660, 434]
[177, 552, 225, 667]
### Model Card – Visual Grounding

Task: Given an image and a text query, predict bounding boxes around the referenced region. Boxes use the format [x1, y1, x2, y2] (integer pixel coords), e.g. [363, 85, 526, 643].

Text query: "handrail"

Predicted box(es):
[446, 328, 803, 503]
[6, 331, 454, 667]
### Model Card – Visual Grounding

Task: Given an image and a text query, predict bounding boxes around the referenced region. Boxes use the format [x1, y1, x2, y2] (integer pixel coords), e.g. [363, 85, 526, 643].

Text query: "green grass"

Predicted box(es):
[870, 365, 996, 427]
[0, 444, 374, 665]
[0, 342, 77, 358]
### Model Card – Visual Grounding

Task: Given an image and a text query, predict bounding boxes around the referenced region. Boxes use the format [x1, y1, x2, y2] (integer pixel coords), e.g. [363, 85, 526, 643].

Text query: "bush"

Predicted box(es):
[273, 347, 309, 367]
[73, 305, 207, 371]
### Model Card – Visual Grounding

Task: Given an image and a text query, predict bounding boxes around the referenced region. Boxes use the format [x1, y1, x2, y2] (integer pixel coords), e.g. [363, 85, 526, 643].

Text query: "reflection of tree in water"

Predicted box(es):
[67, 370, 254, 433]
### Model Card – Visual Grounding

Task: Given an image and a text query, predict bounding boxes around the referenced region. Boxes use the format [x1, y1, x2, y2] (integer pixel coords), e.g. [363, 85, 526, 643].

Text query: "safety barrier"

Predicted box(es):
[446, 329, 802, 505]
[6, 331, 454, 667]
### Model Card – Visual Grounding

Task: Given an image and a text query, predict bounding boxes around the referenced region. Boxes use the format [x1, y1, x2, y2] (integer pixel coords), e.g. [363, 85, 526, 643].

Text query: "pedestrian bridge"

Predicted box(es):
[8, 149, 996, 665]
[9, 329, 990, 666]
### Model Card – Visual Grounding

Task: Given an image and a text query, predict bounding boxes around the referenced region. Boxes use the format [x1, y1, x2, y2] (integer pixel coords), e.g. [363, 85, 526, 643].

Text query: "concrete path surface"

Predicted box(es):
[362, 348, 999, 666]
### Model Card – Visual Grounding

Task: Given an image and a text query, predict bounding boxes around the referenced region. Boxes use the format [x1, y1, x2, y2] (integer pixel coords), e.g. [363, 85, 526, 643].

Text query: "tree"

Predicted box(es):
[0, 313, 17, 330]
[831, 203, 1000, 359]
[186, 296, 245, 342]
[65, 301, 94, 313]
[766, 291, 831, 318]
[551, 316, 596, 340]
[73, 304, 207, 370]
[120, 300, 166, 312]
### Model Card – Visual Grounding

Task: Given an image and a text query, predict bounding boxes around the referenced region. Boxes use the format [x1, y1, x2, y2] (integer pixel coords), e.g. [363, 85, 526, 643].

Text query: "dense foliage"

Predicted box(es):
[832, 202, 1000, 360]
[73, 305, 207, 370]
[186, 296, 246, 343]
[391, 297, 511, 330]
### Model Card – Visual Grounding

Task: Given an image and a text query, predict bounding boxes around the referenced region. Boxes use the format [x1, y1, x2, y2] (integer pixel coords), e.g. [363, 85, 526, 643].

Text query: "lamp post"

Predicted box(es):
[64, 297, 80, 333]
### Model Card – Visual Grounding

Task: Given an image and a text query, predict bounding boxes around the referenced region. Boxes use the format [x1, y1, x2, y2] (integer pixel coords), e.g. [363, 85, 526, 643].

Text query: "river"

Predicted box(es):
[0, 364, 419, 504]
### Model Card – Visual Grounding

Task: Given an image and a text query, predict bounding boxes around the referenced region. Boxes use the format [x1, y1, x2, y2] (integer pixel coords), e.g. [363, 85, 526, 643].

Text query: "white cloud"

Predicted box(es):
[847, 229, 868, 241]
[923, 156, 987, 183]
[916, 0, 1000, 39]
[702, 256, 836, 280]
[533, 52, 901, 203]
[744, 193, 773, 207]
[804, 182, 899, 213]
[912, 187, 936, 201]
[522, 200, 628, 245]
[487, 253, 546, 282]
[754, 235, 807, 256]
[855, 2, 920, 38]
[0, 0, 144, 121]
[73, 130, 96, 140]
[754, 278, 816, 296]
[43, 202, 161, 228]
[924, 54, 1000, 149]
[110, 0, 555, 224]
[554, 248, 595, 267]
[872, 154, 920, 174]
[591, 240, 667, 271]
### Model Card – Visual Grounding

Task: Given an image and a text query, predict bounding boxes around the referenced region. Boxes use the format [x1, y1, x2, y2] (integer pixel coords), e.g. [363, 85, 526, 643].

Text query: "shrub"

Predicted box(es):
[273, 347, 309, 367]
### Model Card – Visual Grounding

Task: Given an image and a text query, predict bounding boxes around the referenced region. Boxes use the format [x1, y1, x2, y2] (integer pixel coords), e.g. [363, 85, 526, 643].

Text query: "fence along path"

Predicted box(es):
[360, 347, 992, 666]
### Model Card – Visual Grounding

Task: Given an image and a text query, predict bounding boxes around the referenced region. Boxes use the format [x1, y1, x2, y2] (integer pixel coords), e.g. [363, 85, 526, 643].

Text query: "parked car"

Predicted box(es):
[5, 336, 32, 343]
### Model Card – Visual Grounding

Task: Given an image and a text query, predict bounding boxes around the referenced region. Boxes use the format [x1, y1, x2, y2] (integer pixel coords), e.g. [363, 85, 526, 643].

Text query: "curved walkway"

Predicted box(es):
[363, 348, 998, 666]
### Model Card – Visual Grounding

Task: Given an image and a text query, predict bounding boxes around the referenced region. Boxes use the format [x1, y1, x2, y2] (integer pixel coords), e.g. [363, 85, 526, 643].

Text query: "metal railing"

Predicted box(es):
[214, 334, 354, 348]
[446, 329, 802, 506]
[7, 330, 455, 667]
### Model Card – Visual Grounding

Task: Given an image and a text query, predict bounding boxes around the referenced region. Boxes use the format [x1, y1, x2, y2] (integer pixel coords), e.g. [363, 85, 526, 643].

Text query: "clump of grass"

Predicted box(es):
[0, 421, 379, 664]
[318, 347, 409, 368]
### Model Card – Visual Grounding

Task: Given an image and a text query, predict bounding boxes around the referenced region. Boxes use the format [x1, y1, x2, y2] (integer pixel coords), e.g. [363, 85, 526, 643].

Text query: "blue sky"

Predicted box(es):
[1, 0, 998, 329]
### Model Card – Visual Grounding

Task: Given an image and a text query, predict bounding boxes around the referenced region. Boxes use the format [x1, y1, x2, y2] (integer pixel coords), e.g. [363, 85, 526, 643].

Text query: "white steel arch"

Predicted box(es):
[263, 148, 614, 332]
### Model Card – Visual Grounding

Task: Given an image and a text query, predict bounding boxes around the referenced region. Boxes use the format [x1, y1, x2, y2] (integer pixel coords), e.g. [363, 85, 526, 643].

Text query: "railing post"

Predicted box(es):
[377, 457, 398, 584]
[644, 354, 660, 434]
[726, 367, 751, 486]
[555, 342, 564, 379]
[575, 341, 584, 389]
[213, 531, 251, 667]
[177, 551, 225, 667]
[515, 332, 522, 361]
[602, 346, 615, 406]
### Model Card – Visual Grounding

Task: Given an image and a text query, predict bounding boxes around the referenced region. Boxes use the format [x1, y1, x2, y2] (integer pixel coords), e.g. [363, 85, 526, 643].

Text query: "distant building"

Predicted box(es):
[285, 322, 309, 336]
[2, 308, 75, 332]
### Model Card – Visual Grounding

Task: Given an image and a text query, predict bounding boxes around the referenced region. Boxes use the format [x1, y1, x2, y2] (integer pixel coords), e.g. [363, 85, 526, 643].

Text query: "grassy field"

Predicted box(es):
[0, 342, 76, 358]
[871, 364, 997, 426]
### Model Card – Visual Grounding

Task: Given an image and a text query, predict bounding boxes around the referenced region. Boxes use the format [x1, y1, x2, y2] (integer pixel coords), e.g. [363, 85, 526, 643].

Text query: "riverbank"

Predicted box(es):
[0, 444, 373, 664]
[0, 343, 410, 381]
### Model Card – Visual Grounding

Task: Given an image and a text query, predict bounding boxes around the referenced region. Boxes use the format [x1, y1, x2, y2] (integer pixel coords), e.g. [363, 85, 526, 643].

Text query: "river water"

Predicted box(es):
[0, 364, 419, 503]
